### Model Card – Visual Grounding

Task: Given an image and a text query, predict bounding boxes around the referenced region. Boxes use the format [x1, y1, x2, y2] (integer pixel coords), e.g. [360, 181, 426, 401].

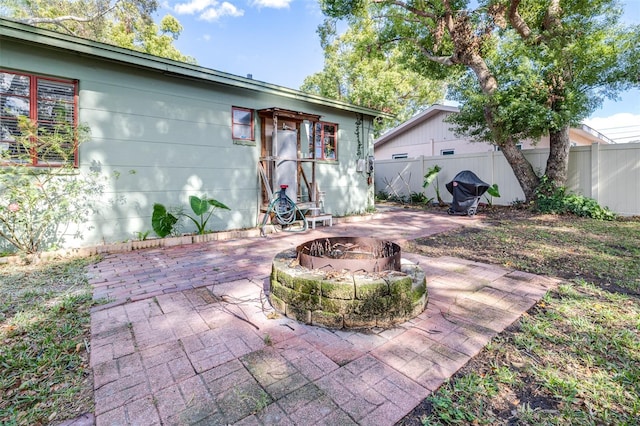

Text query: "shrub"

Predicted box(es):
[0, 117, 108, 254]
[410, 191, 431, 205]
[534, 176, 615, 220]
[375, 190, 389, 201]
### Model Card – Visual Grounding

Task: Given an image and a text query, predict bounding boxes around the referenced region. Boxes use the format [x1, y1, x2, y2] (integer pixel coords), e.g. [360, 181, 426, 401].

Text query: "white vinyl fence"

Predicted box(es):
[375, 142, 640, 216]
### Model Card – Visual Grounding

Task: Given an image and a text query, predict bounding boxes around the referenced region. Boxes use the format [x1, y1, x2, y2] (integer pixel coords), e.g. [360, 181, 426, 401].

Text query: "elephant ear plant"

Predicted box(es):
[152, 195, 230, 237]
[151, 204, 179, 238]
[484, 184, 501, 207]
[423, 165, 446, 206]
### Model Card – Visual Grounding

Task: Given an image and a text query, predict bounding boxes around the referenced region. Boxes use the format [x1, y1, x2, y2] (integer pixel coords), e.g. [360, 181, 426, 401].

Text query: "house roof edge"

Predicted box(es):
[0, 18, 387, 119]
[374, 104, 459, 148]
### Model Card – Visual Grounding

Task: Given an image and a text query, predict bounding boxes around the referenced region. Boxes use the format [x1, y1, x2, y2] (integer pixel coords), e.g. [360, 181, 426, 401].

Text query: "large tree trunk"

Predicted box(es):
[450, 14, 542, 203]
[481, 105, 539, 202]
[499, 141, 540, 202]
[544, 125, 571, 187]
[463, 56, 540, 202]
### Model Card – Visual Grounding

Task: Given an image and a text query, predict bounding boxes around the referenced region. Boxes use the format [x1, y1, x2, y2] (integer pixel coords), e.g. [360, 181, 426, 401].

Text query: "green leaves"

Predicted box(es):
[189, 195, 229, 217]
[422, 165, 442, 188]
[534, 176, 615, 220]
[0, 118, 104, 254]
[151, 203, 178, 238]
[423, 165, 444, 205]
[187, 195, 230, 234]
[152, 195, 230, 237]
[486, 183, 500, 198]
[4, 0, 194, 63]
[300, 15, 446, 134]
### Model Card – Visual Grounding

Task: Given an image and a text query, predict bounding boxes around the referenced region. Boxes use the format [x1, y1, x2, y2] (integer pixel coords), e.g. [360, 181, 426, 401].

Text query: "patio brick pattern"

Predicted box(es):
[85, 209, 559, 425]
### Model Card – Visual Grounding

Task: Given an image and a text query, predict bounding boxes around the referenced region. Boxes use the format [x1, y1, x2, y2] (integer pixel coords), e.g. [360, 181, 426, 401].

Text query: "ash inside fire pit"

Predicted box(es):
[297, 237, 401, 272]
[270, 236, 427, 329]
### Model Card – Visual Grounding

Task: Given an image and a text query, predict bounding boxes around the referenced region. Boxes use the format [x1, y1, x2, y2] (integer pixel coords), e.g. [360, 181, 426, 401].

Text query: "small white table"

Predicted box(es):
[306, 214, 333, 229]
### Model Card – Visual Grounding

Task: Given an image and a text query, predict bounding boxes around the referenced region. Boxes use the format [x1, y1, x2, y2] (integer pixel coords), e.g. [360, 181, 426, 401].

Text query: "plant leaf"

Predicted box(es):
[189, 195, 209, 216]
[207, 199, 230, 210]
[487, 184, 501, 198]
[423, 165, 441, 188]
[151, 203, 178, 237]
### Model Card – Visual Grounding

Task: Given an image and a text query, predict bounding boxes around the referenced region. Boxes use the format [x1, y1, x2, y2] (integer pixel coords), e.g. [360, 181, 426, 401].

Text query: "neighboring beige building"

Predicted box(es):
[374, 104, 614, 159]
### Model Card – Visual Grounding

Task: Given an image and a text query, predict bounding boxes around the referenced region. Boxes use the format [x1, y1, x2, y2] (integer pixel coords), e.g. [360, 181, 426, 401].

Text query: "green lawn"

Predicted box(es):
[401, 210, 640, 425]
[0, 258, 96, 425]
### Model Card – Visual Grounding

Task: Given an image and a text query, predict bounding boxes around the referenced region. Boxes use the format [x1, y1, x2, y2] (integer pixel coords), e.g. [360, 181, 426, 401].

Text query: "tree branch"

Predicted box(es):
[373, 0, 438, 20]
[415, 43, 457, 65]
[20, 5, 115, 26]
[508, 0, 533, 40]
[544, 0, 562, 32]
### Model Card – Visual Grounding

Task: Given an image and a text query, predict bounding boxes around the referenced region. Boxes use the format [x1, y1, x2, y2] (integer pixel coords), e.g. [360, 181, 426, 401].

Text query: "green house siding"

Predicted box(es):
[1, 19, 380, 249]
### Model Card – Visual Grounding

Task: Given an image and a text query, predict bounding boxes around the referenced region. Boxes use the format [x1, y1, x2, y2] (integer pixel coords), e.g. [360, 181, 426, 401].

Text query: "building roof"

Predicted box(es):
[374, 104, 459, 148]
[374, 104, 615, 147]
[0, 18, 386, 119]
[571, 124, 616, 144]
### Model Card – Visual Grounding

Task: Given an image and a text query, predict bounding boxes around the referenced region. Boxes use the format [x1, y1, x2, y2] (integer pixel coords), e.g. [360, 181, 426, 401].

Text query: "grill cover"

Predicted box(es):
[446, 170, 490, 213]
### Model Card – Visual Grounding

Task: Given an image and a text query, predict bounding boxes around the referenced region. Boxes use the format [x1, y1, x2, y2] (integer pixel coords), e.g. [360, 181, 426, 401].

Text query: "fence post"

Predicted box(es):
[489, 150, 495, 188]
[591, 142, 599, 202]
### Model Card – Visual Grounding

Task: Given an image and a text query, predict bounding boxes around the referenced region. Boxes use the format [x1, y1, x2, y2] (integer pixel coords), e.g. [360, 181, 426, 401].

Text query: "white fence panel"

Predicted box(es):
[566, 146, 592, 197]
[374, 158, 424, 200]
[374, 142, 640, 216]
[597, 144, 640, 216]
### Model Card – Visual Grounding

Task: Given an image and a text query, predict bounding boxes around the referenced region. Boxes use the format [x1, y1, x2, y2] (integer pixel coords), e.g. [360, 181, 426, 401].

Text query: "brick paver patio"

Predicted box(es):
[85, 209, 559, 425]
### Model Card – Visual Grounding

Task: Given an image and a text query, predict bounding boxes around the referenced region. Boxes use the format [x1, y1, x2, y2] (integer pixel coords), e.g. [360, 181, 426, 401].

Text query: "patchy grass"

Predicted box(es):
[407, 211, 640, 294]
[0, 258, 97, 425]
[400, 207, 640, 425]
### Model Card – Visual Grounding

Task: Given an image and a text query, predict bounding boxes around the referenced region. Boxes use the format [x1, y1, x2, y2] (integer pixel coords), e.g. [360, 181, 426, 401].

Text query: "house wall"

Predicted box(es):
[375, 111, 471, 159]
[375, 142, 640, 216]
[2, 38, 375, 248]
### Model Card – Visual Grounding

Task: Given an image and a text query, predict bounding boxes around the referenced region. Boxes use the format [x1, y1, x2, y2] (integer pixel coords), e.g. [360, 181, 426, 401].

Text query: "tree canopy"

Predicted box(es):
[0, 0, 194, 63]
[300, 15, 446, 134]
[319, 0, 640, 201]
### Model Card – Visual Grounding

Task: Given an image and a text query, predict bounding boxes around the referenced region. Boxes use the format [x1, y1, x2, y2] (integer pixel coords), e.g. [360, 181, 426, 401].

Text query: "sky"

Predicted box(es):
[158, 0, 640, 142]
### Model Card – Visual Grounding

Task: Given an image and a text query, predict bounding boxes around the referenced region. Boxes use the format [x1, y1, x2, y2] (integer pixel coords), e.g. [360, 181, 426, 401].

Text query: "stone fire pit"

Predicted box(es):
[269, 237, 427, 329]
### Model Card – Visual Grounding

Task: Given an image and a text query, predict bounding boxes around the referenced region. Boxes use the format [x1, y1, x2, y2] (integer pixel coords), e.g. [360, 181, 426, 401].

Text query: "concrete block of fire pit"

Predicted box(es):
[386, 273, 413, 295]
[286, 304, 311, 324]
[269, 239, 428, 330]
[319, 296, 351, 315]
[269, 293, 287, 314]
[321, 278, 356, 300]
[354, 276, 389, 300]
[271, 280, 321, 311]
[344, 314, 378, 329]
[311, 310, 344, 329]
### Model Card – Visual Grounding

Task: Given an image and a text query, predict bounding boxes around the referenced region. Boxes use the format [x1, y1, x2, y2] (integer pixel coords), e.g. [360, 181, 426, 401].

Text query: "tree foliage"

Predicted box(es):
[319, 0, 640, 201]
[301, 15, 446, 133]
[0, 0, 195, 63]
[448, 0, 640, 190]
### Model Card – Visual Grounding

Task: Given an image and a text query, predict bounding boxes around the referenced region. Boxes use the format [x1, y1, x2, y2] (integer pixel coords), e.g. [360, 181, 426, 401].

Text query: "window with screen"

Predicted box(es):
[0, 70, 78, 166]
